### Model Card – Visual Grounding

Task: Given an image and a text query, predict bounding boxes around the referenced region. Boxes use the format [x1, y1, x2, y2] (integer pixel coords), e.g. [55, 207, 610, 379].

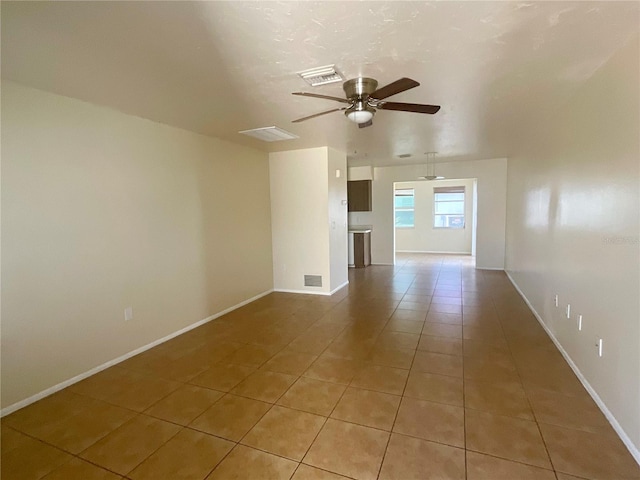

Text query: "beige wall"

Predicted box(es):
[269, 147, 348, 295]
[505, 35, 640, 457]
[327, 148, 348, 292]
[1, 82, 274, 409]
[395, 178, 475, 254]
[270, 147, 330, 294]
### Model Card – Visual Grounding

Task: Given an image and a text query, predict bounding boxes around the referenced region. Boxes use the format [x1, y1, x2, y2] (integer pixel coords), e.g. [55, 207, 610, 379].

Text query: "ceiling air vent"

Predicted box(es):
[297, 65, 344, 86]
[398, 153, 412, 159]
[304, 275, 323, 287]
[238, 126, 299, 142]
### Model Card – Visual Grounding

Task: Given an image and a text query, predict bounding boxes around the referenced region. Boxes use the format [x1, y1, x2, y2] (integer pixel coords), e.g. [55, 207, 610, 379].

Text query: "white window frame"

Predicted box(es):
[395, 188, 415, 228]
[433, 186, 465, 229]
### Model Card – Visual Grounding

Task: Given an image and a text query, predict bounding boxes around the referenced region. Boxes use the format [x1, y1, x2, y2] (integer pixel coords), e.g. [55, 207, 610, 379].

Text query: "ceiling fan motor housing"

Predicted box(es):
[343, 78, 378, 123]
[343, 77, 378, 99]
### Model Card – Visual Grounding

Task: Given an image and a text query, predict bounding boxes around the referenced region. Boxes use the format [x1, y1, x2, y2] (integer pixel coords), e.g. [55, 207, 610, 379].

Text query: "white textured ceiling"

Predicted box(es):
[2, 1, 638, 166]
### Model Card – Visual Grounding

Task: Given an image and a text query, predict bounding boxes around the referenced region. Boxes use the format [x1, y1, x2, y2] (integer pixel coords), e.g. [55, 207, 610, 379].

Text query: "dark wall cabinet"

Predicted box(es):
[347, 180, 372, 212]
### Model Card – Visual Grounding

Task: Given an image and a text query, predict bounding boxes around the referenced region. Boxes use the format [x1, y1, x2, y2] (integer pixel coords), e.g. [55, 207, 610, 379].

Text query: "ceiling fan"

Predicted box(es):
[292, 77, 440, 128]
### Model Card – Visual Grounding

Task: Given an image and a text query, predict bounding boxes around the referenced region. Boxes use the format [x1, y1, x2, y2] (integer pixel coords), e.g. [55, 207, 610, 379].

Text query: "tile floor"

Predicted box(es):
[2, 254, 639, 480]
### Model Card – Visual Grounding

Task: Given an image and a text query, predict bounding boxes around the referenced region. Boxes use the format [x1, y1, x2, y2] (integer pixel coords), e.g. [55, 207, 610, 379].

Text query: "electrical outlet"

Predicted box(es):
[124, 307, 133, 322]
[554, 295, 559, 307]
[577, 315, 583, 331]
[566, 304, 571, 319]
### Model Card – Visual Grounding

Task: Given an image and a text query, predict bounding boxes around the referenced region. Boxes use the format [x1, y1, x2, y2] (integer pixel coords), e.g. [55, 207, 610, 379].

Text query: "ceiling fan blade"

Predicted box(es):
[292, 107, 345, 123]
[370, 78, 420, 100]
[358, 119, 373, 128]
[292, 92, 350, 103]
[378, 102, 441, 114]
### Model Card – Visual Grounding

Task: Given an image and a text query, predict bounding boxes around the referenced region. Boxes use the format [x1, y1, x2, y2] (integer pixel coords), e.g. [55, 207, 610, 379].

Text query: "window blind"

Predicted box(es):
[433, 186, 465, 194]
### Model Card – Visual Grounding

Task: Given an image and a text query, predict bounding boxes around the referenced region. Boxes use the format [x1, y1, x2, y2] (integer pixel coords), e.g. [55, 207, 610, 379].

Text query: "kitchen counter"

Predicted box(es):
[348, 225, 372, 233]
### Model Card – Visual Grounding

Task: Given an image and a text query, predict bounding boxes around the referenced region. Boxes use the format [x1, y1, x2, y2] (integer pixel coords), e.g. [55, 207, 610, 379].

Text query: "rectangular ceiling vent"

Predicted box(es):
[238, 126, 299, 142]
[304, 275, 323, 287]
[297, 65, 344, 86]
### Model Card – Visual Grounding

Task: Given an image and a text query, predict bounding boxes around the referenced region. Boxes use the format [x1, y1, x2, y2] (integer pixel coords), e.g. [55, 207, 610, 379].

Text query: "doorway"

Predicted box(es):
[393, 178, 477, 264]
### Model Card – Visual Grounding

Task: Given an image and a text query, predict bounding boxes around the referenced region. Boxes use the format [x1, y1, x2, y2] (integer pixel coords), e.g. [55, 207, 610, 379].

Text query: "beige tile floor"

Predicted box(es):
[2, 253, 639, 480]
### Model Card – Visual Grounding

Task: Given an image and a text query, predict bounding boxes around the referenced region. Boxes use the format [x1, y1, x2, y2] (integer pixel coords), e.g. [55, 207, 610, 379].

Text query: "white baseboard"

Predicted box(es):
[396, 250, 472, 255]
[273, 288, 327, 296]
[273, 288, 328, 296]
[329, 281, 349, 295]
[274, 281, 349, 297]
[476, 267, 505, 271]
[0, 288, 274, 417]
[371, 263, 394, 266]
[505, 271, 640, 465]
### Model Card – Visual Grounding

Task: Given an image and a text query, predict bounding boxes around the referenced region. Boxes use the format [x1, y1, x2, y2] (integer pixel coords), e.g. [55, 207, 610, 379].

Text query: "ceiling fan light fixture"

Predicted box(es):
[419, 152, 445, 180]
[345, 101, 375, 124]
[346, 109, 374, 124]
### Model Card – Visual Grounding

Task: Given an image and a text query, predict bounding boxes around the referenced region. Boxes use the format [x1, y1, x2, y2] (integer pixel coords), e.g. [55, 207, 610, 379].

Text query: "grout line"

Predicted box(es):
[464, 447, 559, 473]
[374, 271, 431, 480]
[462, 281, 468, 480]
[490, 293, 558, 476]
[200, 439, 237, 479]
[298, 382, 349, 466]
[5, 255, 624, 478]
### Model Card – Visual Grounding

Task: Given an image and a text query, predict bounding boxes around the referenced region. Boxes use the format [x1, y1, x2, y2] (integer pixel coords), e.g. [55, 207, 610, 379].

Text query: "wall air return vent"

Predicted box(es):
[304, 275, 323, 287]
[238, 126, 298, 142]
[297, 65, 344, 86]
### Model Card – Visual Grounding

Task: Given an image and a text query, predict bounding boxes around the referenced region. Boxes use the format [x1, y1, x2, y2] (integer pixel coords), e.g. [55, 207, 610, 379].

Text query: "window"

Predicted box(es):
[434, 186, 465, 228]
[395, 188, 415, 228]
